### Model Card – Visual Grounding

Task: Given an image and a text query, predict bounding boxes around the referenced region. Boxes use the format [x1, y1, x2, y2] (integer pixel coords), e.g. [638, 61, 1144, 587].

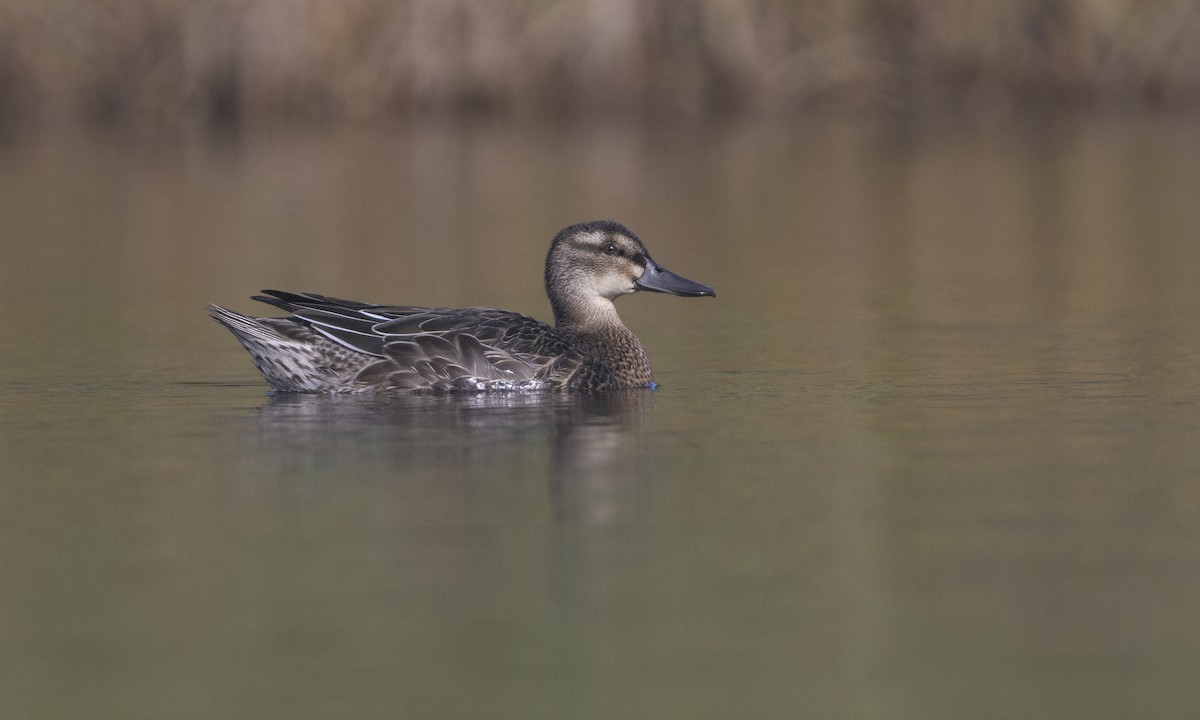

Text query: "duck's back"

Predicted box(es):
[212, 291, 596, 392]
[363, 306, 588, 391]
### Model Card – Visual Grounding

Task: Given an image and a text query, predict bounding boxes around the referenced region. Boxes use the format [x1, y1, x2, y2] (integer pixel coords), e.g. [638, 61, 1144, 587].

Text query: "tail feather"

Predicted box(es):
[208, 303, 375, 392]
[206, 304, 288, 345]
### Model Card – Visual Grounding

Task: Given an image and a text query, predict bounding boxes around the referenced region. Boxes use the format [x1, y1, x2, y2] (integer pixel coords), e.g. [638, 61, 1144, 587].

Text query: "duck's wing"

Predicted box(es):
[253, 290, 583, 389]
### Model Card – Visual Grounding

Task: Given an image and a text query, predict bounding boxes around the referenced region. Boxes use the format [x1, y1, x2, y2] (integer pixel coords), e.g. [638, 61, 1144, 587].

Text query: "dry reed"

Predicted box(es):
[1, 0, 1198, 128]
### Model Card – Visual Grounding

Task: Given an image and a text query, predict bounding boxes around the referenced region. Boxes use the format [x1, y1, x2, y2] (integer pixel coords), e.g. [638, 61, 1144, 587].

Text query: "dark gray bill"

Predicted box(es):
[634, 258, 716, 297]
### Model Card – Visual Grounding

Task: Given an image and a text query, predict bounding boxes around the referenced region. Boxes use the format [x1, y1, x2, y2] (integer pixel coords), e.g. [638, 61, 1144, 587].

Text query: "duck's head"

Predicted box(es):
[545, 220, 715, 328]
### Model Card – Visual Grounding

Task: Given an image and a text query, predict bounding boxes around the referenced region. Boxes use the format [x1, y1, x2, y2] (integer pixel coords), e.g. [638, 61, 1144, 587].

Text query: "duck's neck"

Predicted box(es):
[552, 293, 623, 331]
[553, 296, 652, 383]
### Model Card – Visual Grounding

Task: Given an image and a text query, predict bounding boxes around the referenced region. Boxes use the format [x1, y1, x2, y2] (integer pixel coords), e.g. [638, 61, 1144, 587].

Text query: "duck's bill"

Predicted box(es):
[635, 259, 716, 297]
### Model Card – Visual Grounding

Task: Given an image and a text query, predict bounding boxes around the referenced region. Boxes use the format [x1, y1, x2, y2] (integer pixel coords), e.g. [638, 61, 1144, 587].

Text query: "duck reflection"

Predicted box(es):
[545, 391, 655, 526]
[249, 390, 654, 525]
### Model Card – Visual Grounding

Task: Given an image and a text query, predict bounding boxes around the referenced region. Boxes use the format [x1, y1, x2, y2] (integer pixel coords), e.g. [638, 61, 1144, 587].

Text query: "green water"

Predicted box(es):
[2, 117, 1199, 719]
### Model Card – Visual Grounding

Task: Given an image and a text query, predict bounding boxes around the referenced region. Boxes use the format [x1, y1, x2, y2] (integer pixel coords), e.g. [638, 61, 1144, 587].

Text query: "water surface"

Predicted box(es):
[1, 116, 1199, 719]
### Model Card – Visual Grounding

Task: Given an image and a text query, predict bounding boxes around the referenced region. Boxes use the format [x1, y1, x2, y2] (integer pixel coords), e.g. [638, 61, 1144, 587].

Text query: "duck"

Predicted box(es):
[208, 220, 715, 392]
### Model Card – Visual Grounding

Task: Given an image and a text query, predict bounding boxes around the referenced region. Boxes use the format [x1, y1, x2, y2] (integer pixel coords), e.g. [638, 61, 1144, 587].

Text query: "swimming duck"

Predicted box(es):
[208, 220, 714, 392]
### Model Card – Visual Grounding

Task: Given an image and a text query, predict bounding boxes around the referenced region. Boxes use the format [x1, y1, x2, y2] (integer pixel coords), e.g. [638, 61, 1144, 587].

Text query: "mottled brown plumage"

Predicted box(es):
[209, 220, 714, 392]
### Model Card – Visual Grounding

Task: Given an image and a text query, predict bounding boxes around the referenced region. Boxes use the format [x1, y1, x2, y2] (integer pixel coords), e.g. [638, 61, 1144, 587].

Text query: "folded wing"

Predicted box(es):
[253, 289, 584, 390]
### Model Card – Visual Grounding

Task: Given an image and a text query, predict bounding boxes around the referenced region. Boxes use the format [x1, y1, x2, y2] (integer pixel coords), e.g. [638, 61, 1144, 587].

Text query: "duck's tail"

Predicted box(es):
[207, 304, 288, 345]
[208, 304, 359, 392]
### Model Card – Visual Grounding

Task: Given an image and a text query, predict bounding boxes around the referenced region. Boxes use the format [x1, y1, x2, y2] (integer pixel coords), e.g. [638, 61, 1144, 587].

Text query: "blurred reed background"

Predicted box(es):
[2, 0, 1199, 129]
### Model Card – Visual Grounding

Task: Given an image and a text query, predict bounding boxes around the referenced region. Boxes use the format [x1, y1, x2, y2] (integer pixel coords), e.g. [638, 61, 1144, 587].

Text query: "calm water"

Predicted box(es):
[2, 116, 1199, 719]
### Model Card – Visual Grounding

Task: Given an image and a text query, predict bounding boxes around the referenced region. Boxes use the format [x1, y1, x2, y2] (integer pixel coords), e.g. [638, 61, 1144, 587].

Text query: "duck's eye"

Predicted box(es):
[603, 243, 620, 256]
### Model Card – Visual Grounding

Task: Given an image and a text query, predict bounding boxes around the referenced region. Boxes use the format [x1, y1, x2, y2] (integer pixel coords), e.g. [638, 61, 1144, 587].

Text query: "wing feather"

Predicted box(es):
[250, 289, 585, 389]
